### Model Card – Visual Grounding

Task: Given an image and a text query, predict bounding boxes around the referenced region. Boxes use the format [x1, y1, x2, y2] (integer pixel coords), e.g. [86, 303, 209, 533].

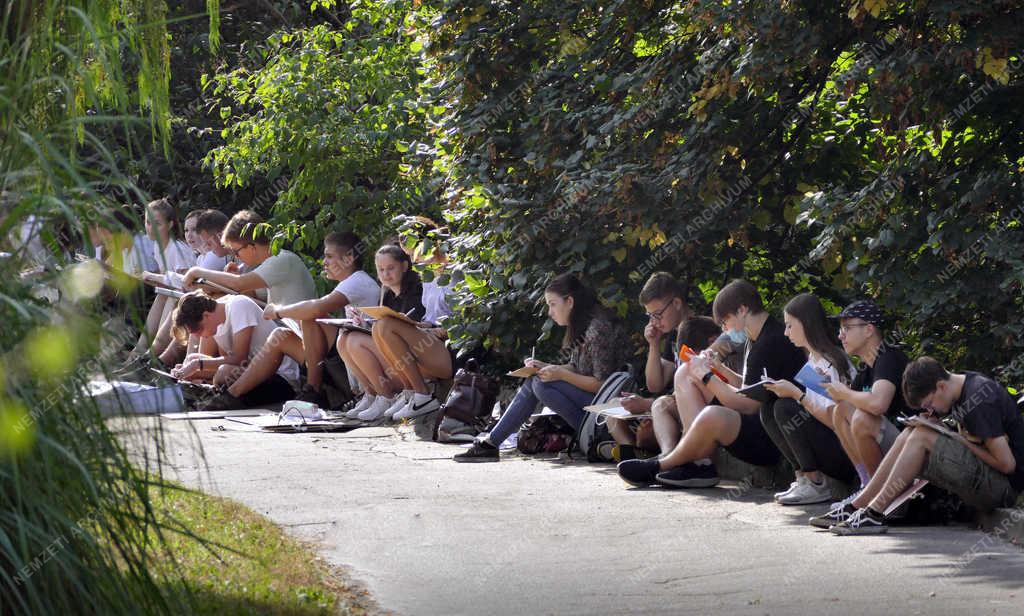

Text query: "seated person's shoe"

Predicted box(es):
[196, 387, 245, 413]
[393, 394, 441, 420]
[453, 439, 499, 462]
[829, 507, 888, 535]
[616, 457, 661, 487]
[774, 479, 801, 501]
[778, 477, 832, 505]
[655, 462, 720, 488]
[293, 384, 327, 407]
[345, 394, 375, 419]
[809, 502, 855, 529]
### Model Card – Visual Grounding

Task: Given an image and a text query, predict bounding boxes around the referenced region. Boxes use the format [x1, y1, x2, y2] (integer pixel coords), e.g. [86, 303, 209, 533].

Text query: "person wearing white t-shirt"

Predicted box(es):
[156, 209, 233, 368]
[196, 232, 379, 411]
[171, 292, 298, 407]
[124, 198, 196, 363]
[180, 209, 315, 306]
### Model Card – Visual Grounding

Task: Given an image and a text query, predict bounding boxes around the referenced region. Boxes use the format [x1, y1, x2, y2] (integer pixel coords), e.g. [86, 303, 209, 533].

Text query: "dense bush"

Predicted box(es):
[419, 0, 1024, 378]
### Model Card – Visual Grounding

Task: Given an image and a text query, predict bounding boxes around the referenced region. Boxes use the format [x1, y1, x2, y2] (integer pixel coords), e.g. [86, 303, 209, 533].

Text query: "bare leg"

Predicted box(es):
[149, 299, 176, 355]
[338, 332, 379, 395]
[300, 320, 333, 391]
[658, 406, 743, 470]
[651, 395, 681, 452]
[158, 338, 185, 367]
[832, 402, 862, 465]
[213, 363, 243, 387]
[372, 318, 453, 394]
[851, 409, 885, 474]
[606, 418, 635, 446]
[343, 332, 403, 396]
[673, 364, 711, 432]
[227, 328, 305, 398]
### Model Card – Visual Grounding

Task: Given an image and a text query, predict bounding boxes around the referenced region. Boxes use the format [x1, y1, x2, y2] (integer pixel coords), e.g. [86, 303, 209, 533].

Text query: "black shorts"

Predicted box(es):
[724, 411, 781, 467]
[240, 373, 295, 407]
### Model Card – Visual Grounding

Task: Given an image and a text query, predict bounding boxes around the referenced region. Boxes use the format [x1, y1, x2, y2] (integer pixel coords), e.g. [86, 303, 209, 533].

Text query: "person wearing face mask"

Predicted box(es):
[454, 273, 631, 462]
[617, 279, 805, 488]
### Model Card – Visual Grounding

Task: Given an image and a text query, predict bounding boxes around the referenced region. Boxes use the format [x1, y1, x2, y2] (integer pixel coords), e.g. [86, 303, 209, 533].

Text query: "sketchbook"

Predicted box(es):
[583, 398, 651, 420]
[316, 318, 372, 336]
[356, 305, 419, 325]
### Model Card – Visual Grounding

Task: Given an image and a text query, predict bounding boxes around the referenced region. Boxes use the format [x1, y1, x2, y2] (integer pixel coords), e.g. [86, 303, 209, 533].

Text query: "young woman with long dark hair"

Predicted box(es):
[454, 273, 630, 462]
[763, 293, 857, 505]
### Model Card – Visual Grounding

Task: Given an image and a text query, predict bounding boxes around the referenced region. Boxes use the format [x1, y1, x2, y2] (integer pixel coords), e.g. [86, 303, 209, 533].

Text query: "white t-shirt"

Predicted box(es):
[422, 281, 454, 325]
[806, 354, 856, 410]
[153, 239, 195, 274]
[133, 234, 159, 272]
[331, 270, 381, 310]
[213, 295, 300, 385]
[253, 249, 316, 305]
[198, 250, 230, 271]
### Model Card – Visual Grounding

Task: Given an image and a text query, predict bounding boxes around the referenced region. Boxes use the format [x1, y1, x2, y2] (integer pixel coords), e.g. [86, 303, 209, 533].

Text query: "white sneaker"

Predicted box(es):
[774, 478, 801, 501]
[346, 394, 375, 419]
[830, 488, 862, 510]
[778, 477, 832, 505]
[358, 395, 395, 421]
[382, 391, 412, 421]
[393, 393, 441, 420]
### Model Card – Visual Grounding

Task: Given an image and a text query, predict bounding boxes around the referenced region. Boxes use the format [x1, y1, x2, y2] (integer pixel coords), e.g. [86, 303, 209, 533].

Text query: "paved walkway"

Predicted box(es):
[128, 418, 1024, 615]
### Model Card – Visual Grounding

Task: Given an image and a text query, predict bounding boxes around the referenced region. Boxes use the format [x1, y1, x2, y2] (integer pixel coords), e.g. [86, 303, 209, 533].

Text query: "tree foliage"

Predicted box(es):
[418, 0, 1024, 379]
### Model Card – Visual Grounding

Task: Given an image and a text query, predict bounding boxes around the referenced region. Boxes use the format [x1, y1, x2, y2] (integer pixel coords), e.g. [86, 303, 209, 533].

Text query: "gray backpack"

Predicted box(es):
[573, 370, 636, 462]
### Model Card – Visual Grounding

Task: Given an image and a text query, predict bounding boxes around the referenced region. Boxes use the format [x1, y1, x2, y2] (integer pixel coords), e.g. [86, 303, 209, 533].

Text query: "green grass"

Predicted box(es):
[147, 484, 374, 616]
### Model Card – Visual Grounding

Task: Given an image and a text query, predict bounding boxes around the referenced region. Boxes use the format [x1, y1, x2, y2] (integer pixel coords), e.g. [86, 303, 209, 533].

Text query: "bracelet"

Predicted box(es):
[798, 391, 806, 403]
[199, 359, 204, 372]
[701, 371, 714, 385]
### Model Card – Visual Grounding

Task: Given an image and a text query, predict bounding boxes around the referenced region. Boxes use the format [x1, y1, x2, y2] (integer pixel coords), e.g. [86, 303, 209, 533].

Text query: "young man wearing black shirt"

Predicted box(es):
[823, 301, 907, 485]
[831, 357, 1023, 535]
[617, 280, 805, 487]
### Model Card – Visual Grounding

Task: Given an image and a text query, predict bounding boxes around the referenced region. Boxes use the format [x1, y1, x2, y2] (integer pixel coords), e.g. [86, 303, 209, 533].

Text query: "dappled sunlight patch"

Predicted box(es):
[62, 259, 106, 301]
[25, 325, 77, 381]
[0, 398, 35, 456]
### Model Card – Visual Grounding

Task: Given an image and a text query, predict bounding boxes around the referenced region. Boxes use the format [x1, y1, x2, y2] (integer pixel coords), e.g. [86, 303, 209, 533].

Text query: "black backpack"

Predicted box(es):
[572, 370, 637, 462]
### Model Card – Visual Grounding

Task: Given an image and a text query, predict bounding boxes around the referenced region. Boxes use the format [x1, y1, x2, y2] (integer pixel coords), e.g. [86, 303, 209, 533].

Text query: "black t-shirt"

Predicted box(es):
[953, 372, 1024, 492]
[382, 280, 426, 322]
[850, 344, 909, 422]
[743, 315, 806, 404]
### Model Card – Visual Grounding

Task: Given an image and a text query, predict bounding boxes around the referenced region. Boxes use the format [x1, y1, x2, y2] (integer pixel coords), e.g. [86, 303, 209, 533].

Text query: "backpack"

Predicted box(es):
[517, 414, 575, 454]
[573, 370, 637, 463]
[432, 358, 500, 442]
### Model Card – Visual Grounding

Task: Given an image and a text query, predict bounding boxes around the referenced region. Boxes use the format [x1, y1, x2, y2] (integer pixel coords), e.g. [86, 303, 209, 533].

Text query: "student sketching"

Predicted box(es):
[617, 279, 805, 487]
[196, 232, 380, 412]
[830, 357, 1023, 535]
[762, 294, 857, 505]
[455, 273, 630, 462]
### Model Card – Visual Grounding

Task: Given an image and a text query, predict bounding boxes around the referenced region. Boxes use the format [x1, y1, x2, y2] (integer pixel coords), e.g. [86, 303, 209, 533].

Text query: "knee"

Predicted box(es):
[851, 410, 880, 439]
[692, 406, 730, 433]
[651, 395, 676, 419]
[904, 426, 936, 450]
[673, 364, 693, 390]
[773, 397, 803, 423]
[213, 364, 237, 386]
[267, 327, 293, 347]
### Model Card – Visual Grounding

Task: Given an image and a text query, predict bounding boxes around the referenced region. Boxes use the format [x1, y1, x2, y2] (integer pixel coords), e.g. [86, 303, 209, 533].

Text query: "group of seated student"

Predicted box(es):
[89, 202, 1022, 536]
[610, 276, 1022, 534]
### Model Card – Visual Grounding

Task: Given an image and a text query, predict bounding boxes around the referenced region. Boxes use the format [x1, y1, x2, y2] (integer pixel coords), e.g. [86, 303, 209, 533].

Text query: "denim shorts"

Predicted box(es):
[921, 433, 1018, 511]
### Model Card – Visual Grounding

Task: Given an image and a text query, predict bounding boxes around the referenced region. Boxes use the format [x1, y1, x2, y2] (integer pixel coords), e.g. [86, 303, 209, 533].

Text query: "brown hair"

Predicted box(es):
[639, 271, 686, 306]
[325, 231, 365, 269]
[712, 279, 764, 324]
[222, 210, 270, 246]
[902, 356, 951, 408]
[677, 316, 721, 353]
[146, 197, 180, 238]
[171, 291, 218, 343]
[195, 209, 229, 236]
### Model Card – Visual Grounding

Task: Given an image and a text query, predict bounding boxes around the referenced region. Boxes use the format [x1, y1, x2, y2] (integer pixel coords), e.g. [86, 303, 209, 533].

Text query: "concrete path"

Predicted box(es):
[127, 418, 1024, 615]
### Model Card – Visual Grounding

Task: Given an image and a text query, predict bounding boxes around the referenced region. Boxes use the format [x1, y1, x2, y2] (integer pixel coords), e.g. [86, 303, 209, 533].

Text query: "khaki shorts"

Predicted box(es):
[921, 433, 1018, 511]
[877, 416, 900, 453]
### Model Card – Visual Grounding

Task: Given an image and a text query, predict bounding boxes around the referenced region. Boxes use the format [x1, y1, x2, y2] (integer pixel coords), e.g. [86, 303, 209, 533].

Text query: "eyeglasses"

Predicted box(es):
[645, 301, 674, 321]
[839, 322, 870, 334]
[228, 243, 252, 258]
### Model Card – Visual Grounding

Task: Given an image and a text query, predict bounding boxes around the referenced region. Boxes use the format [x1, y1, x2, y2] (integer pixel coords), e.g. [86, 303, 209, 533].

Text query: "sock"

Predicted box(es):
[694, 458, 713, 466]
[866, 506, 885, 520]
[855, 464, 870, 487]
[412, 391, 432, 404]
[618, 445, 637, 461]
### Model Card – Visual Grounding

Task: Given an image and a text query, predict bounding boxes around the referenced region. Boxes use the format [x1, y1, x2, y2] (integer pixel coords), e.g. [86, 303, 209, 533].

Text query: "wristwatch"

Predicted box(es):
[701, 371, 714, 385]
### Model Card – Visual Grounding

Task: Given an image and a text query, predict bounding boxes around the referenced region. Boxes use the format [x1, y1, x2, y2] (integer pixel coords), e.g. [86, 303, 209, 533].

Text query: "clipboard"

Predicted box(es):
[356, 305, 419, 325]
[316, 318, 372, 336]
[507, 366, 540, 378]
[584, 398, 651, 420]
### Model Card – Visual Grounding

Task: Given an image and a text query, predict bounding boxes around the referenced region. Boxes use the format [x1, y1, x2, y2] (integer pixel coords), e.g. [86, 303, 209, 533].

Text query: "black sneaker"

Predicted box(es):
[655, 462, 720, 488]
[809, 502, 856, 529]
[830, 508, 889, 536]
[196, 388, 245, 413]
[617, 457, 662, 487]
[293, 384, 327, 406]
[453, 439, 499, 463]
